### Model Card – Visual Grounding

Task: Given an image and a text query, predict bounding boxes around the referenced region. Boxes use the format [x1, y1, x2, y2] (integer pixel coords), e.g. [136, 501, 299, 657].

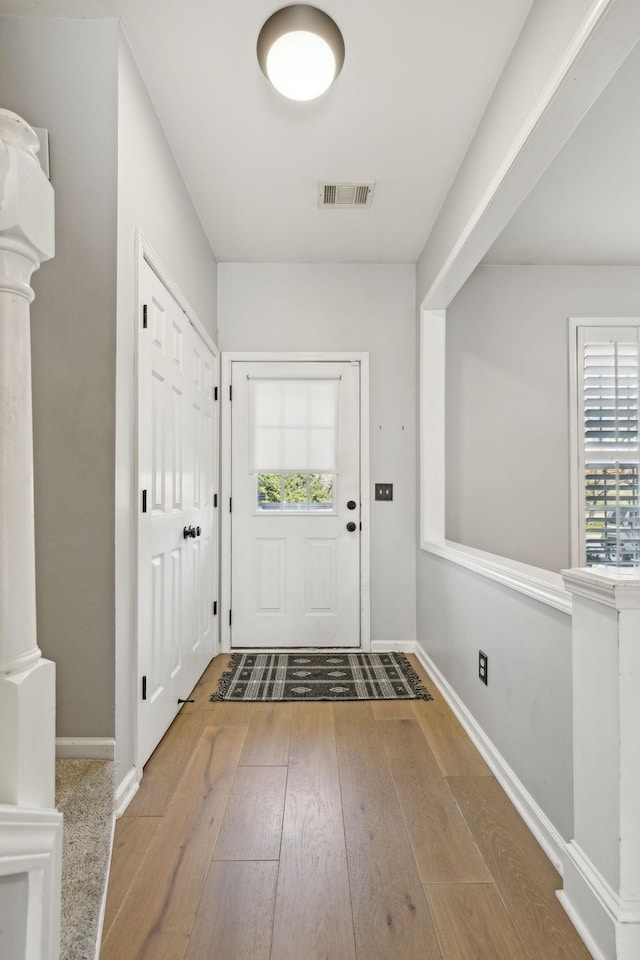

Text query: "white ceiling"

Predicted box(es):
[485, 36, 640, 266]
[0, 0, 534, 263]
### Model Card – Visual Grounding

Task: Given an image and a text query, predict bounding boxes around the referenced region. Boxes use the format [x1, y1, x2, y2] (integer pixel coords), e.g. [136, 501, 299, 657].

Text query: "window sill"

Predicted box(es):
[420, 538, 572, 615]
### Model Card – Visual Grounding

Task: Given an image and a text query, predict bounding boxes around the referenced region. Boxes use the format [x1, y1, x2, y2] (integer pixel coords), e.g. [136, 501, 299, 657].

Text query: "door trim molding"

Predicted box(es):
[221, 351, 370, 653]
[136, 230, 218, 356]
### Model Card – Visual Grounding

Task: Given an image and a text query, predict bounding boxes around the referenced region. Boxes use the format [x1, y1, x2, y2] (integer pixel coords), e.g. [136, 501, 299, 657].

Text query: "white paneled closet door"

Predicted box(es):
[138, 259, 218, 768]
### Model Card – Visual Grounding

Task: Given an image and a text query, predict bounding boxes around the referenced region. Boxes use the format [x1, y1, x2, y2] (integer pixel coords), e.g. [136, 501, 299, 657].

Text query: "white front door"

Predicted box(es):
[231, 360, 361, 648]
[138, 260, 218, 767]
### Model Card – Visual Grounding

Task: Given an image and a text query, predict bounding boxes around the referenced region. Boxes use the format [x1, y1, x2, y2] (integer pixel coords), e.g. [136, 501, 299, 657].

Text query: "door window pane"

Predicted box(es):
[257, 473, 282, 510]
[309, 473, 334, 508]
[256, 473, 335, 513]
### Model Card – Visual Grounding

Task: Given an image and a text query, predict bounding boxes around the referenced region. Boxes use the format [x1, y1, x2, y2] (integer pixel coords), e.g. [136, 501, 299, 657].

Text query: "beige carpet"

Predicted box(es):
[56, 759, 115, 960]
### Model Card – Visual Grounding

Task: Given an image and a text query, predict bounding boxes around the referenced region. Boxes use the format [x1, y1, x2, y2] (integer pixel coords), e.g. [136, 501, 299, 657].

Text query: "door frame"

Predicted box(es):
[221, 351, 370, 653]
[133, 231, 220, 774]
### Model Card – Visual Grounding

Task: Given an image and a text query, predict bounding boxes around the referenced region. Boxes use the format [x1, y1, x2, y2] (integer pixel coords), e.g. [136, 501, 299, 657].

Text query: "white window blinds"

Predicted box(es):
[579, 327, 640, 566]
[250, 377, 340, 473]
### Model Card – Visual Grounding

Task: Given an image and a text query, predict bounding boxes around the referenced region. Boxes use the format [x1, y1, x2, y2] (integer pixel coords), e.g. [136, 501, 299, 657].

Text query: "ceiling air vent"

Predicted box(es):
[319, 181, 375, 209]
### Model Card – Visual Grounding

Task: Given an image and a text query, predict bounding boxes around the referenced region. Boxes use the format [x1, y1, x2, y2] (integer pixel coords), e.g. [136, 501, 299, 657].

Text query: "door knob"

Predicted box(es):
[347, 500, 357, 510]
[196, 526, 201, 537]
[183, 525, 196, 539]
[346, 521, 357, 532]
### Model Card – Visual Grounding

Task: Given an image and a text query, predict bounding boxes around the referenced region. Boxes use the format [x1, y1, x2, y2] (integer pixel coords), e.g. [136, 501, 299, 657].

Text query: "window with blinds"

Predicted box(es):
[578, 326, 640, 567]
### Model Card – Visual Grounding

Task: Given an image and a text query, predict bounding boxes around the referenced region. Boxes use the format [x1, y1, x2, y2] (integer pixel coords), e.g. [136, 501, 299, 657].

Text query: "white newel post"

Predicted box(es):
[560, 567, 640, 960]
[0, 109, 61, 960]
[0, 109, 55, 807]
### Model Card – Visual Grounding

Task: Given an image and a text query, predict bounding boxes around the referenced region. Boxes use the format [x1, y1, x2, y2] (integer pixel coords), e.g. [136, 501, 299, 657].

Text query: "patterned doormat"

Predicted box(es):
[211, 652, 432, 702]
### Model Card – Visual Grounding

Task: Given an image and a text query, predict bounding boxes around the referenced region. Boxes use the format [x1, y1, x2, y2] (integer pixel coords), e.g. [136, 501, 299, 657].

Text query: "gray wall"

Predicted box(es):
[445, 264, 640, 571]
[115, 35, 218, 782]
[416, 549, 574, 840]
[116, 36, 218, 341]
[218, 263, 417, 649]
[0, 17, 120, 739]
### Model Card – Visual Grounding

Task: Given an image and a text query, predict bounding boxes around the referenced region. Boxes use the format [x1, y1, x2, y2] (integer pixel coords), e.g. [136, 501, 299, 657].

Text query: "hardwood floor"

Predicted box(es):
[101, 654, 593, 960]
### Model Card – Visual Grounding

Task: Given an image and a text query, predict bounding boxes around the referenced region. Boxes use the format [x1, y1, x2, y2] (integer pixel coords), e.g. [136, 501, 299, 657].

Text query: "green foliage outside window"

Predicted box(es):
[258, 473, 333, 505]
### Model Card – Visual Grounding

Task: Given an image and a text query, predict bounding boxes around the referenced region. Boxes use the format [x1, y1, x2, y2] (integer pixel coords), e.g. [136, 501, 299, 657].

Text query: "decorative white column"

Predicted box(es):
[0, 109, 55, 808]
[560, 567, 640, 960]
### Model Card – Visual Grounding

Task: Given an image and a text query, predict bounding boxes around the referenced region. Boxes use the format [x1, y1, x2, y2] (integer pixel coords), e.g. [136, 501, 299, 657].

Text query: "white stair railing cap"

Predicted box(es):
[0, 107, 54, 266]
[0, 108, 41, 160]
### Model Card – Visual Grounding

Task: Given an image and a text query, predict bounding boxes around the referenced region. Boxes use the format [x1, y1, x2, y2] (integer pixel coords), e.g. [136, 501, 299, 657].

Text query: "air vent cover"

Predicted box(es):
[319, 181, 375, 209]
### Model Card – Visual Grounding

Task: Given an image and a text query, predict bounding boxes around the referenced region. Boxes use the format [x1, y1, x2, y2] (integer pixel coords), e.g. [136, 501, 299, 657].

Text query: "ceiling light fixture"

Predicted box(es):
[257, 5, 345, 102]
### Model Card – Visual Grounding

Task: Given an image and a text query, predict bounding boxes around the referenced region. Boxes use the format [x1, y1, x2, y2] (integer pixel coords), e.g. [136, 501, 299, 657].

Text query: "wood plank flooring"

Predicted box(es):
[101, 654, 593, 960]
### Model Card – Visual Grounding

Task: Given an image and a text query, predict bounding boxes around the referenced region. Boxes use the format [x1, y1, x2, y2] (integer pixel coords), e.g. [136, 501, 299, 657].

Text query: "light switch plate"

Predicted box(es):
[375, 483, 393, 501]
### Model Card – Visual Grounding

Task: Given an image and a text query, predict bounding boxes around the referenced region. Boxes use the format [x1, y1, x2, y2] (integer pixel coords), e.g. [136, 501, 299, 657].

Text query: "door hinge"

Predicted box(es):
[142, 675, 147, 700]
[229, 384, 232, 401]
[229, 497, 232, 512]
[214, 386, 218, 401]
[213, 600, 217, 616]
[142, 304, 148, 329]
[142, 489, 147, 513]
[229, 609, 232, 626]
[214, 493, 218, 508]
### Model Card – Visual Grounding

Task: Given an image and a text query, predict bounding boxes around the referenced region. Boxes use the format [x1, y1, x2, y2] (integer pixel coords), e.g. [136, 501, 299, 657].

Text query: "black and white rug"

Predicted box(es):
[211, 652, 432, 702]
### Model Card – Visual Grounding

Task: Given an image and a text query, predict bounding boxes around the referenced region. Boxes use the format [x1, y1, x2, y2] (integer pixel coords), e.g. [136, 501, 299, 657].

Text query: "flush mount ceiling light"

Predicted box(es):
[257, 5, 345, 101]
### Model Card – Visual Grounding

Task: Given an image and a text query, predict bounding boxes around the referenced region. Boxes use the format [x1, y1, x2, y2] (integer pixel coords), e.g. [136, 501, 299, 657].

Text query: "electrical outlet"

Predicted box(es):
[478, 650, 488, 685]
[375, 483, 393, 501]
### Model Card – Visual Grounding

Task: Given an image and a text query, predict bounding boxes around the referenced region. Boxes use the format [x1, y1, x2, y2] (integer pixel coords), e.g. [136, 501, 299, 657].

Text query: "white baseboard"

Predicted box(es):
[371, 640, 417, 653]
[559, 841, 640, 960]
[94, 812, 116, 960]
[557, 889, 610, 960]
[413, 643, 565, 873]
[114, 765, 140, 818]
[56, 738, 115, 760]
[94, 813, 116, 957]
